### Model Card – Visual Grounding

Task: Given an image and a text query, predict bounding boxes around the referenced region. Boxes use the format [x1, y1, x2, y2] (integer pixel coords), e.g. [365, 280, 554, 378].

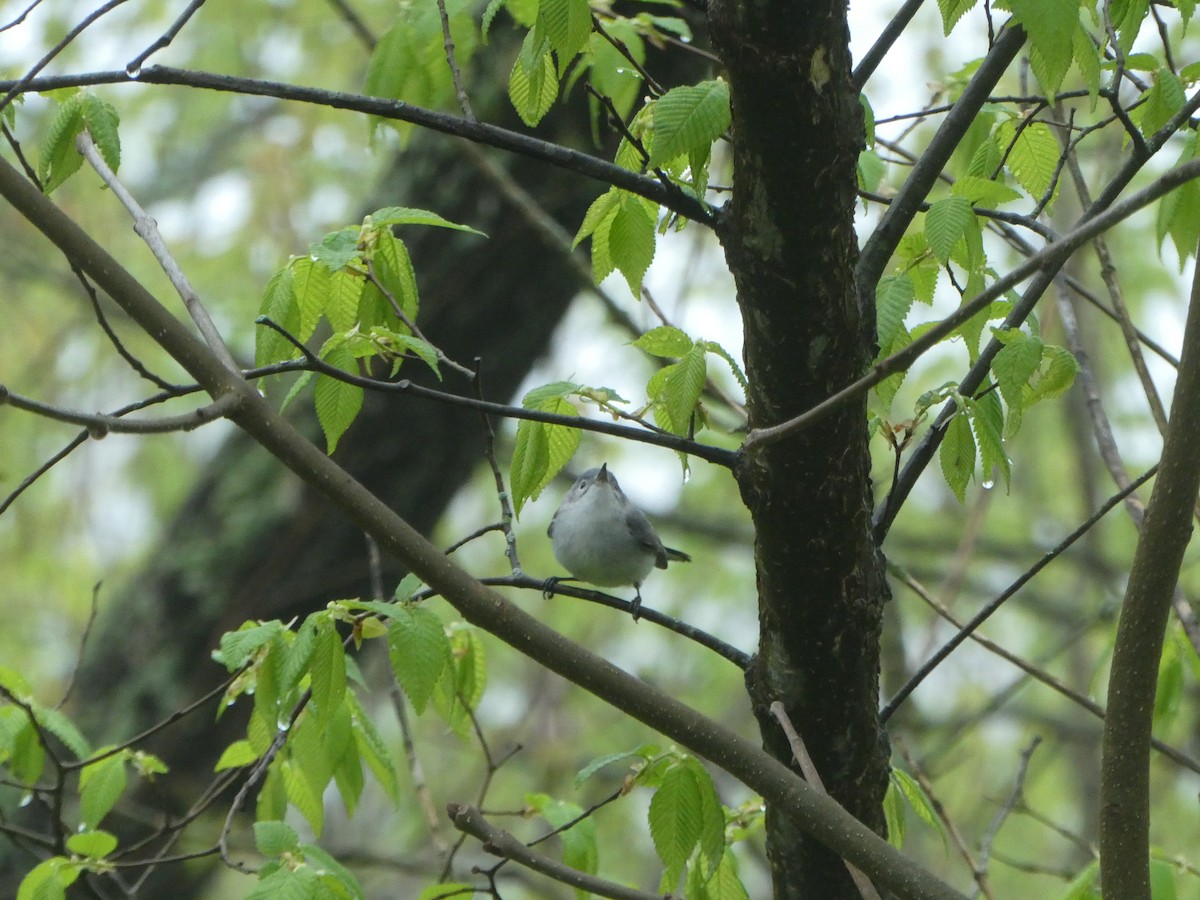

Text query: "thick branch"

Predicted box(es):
[1099, 238, 1200, 899]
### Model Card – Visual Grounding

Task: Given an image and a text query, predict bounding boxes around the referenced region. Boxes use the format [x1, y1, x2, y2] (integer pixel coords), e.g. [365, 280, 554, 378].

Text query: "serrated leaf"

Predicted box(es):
[527, 794, 598, 878]
[66, 829, 117, 859]
[951, 175, 1022, 207]
[875, 274, 916, 351]
[38, 92, 84, 193]
[17, 857, 82, 900]
[314, 342, 364, 454]
[215, 739, 260, 771]
[257, 268, 300, 367]
[1154, 638, 1183, 730]
[682, 757, 725, 872]
[509, 32, 558, 126]
[892, 769, 942, 835]
[310, 228, 361, 271]
[300, 844, 366, 899]
[368, 206, 486, 236]
[388, 606, 451, 714]
[310, 622, 346, 728]
[574, 188, 621, 248]
[291, 256, 332, 342]
[647, 79, 730, 168]
[282, 753, 325, 838]
[1134, 68, 1186, 138]
[1010, 0, 1075, 96]
[1027, 344, 1079, 403]
[633, 325, 693, 358]
[79, 753, 127, 828]
[924, 197, 974, 265]
[857, 148, 886, 192]
[255, 820, 300, 856]
[649, 763, 703, 882]
[81, 94, 120, 173]
[1112, 0, 1150, 55]
[372, 231, 419, 323]
[992, 330, 1045, 407]
[326, 270, 364, 332]
[539, 0, 592, 61]
[997, 120, 1060, 202]
[35, 705, 90, 758]
[610, 193, 657, 295]
[967, 389, 1010, 488]
[648, 343, 706, 436]
[574, 746, 655, 787]
[937, 0, 977, 34]
[511, 395, 580, 516]
[1074, 26, 1102, 110]
[702, 341, 749, 394]
[939, 412, 976, 502]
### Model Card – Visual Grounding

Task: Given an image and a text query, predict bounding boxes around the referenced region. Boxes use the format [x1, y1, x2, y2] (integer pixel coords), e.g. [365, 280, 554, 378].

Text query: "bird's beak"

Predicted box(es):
[598, 463, 609, 481]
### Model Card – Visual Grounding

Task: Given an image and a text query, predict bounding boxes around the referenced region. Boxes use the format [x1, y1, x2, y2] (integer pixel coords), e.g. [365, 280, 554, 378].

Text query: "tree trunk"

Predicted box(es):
[710, 2, 891, 896]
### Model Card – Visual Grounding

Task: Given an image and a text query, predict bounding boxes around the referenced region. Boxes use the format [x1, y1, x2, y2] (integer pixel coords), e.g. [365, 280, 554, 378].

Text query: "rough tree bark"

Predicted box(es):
[710, 1, 890, 896]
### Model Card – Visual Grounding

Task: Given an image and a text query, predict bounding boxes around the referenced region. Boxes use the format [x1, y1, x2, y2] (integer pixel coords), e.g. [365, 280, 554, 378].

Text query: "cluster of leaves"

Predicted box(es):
[254, 207, 484, 452]
[0, 666, 167, 899]
[36, 89, 121, 193]
[510, 325, 744, 514]
[208, 579, 485, 896]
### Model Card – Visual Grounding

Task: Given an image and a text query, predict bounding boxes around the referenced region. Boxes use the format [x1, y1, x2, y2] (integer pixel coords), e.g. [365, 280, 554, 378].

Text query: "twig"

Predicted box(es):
[976, 738, 1041, 886]
[76, 131, 241, 374]
[0, 385, 239, 435]
[447, 803, 671, 900]
[124, 0, 208, 75]
[434, 0, 473, 120]
[55, 582, 103, 709]
[472, 362, 522, 574]
[893, 567, 1200, 774]
[880, 466, 1158, 722]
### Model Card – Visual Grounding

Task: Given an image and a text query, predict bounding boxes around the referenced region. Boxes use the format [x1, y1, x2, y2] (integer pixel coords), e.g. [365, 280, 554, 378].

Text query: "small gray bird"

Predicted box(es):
[547, 464, 690, 619]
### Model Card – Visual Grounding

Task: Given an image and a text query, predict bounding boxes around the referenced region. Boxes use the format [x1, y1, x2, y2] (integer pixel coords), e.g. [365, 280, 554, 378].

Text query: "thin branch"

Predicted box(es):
[0, 66, 717, 228]
[976, 738, 1041, 887]
[255, 318, 739, 467]
[447, 803, 669, 900]
[124, 0, 208, 75]
[893, 567, 1200, 774]
[434, 0, 473, 120]
[880, 465, 1158, 722]
[853, 0, 928, 89]
[76, 131, 241, 374]
[0, 386, 240, 435]
[55, 582, 103, 710]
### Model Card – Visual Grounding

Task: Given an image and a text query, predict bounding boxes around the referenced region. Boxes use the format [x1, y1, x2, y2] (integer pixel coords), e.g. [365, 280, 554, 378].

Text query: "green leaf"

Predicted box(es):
[282, 752, 325, 838]
[1111, 0, 1150, 54]
[310, 227, 362, 271]
[1058, 860, 1100, 899]
[1134, 68, 1186, 138]
[939, 411, 976, 502]
[648, 343, 706, 436]
[1027, 344, 1079, 403]
[433, 627, 487, 737]
[81, 94, 120, 173]
[314, 341, 364, 453]
[574, 744, 657, 787]
[291, 256, 332, 343]
[883, 777, 906, 847]
[682, 757, 725, 872]
[256, 268, 300, 367]
[633, 326, 694, 358]
[1009, 0, 1075, 96]
[967, 389, 1010, 488]
[924, 197, 974, 265]
[1154, 636, 1183, 730]
[509, 31, 558, 127]
[372, 231, 419, 323]
[875, 274, 916, 352]
[215, 739, 260, 771]
[326, 269, 364, 332]
[66, 830, 117, 860]
[951, 175, 1022, 207]
[539, 0, 592, 61]
[79, 752, 127, 828]
[17, 857, 81, 900]
[1073, 26, 1102, 109]
[647, 80, 731, 168]
[1150, 857, 1177, 900]
[648, 762, 703, 885]
[255, 820, 300, 856]
[574, 188, 621, 249]
[368, 206, 487, 236]
[511, 392, 580, 515]
[388, 606, 452, 715]
[996, 120, 1060, 202]
[301, 843, 367, 899]
[701, 341, 749, 394]
[310, 622, 347, 728]
[38, 92, 84, 193]
[609, 193, 657, 295]
[527, 794, 598, 879]
[891, 768, 942, 835]
[992, 329, 1045, 408]
[937, 0, 977, 34]
[35, 705, 90, 758]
